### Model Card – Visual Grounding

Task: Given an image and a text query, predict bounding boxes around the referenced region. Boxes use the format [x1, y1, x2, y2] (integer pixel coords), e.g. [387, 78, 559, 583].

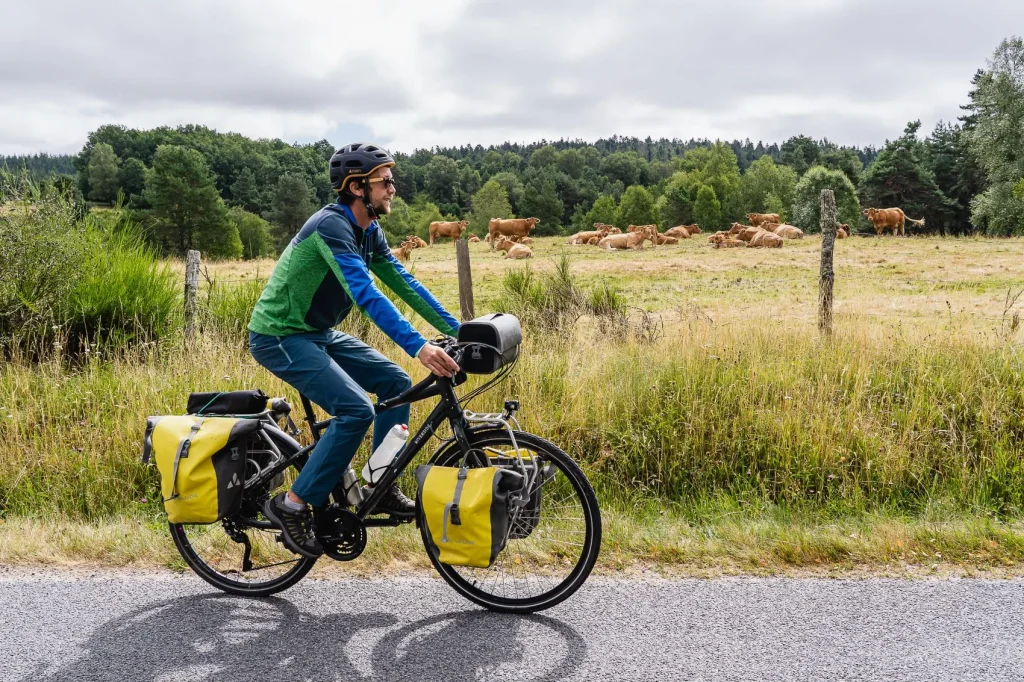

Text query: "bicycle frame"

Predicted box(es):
[247, 370, 478, 522]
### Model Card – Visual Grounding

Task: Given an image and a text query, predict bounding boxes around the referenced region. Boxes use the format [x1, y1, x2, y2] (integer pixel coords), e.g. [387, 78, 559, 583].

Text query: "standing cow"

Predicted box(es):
[428, 220, 468, 245]
[862, 208, 925, 237]
[487, 217, 540, 248]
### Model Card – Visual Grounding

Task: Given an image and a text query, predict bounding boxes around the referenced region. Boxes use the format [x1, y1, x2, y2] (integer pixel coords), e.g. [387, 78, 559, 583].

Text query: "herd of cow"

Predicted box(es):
[387, 206, 927, 261]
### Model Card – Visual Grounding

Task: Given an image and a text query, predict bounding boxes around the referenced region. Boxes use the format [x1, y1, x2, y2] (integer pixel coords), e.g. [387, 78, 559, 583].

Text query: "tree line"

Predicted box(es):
[4, 37, 1021, 258]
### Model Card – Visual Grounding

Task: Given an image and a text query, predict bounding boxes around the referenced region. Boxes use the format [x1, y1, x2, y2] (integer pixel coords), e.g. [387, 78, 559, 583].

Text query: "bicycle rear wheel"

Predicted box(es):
[169, 428, 316, 597]
[420, 429, 601, 613]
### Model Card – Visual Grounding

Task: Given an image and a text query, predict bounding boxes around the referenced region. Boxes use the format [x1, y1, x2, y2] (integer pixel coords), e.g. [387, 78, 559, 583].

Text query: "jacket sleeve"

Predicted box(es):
[368, 228, 461, 337]
[312, 214, 428, 357]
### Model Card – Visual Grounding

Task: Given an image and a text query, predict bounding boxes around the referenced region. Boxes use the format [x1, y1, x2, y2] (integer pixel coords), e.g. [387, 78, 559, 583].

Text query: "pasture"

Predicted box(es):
[3, 233, 1024, 574]
[200, 233, 1024, 333]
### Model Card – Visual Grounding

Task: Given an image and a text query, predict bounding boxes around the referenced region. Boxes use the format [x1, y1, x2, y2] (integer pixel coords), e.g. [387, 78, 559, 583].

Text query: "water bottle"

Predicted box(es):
[362, 424, 409, 484]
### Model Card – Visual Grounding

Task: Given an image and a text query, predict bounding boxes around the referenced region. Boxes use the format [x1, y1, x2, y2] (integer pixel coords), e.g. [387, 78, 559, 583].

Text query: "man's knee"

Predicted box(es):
[349, 399, 376, 428]
[383, 366, 413, 398]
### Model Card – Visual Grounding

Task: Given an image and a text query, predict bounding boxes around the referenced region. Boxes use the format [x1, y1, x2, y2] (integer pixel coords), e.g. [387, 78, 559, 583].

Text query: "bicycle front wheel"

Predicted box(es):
[420, 429, 601, 613]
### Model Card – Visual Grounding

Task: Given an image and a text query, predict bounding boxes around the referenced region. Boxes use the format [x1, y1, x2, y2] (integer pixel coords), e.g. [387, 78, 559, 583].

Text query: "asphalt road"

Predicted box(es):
[1, 570, 1022, 681]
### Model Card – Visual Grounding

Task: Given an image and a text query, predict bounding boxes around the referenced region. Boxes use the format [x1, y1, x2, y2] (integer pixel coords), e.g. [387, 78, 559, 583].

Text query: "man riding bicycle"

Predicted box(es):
[247, 143, 462, 559]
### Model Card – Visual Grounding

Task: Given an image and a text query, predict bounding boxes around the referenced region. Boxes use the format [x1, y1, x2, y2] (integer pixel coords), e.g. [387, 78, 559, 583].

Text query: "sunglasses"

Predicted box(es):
[367, 176, 397, 189]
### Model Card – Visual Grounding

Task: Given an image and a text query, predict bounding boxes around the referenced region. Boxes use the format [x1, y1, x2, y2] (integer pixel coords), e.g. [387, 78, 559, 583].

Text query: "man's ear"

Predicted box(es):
[347, 179, 363, 197]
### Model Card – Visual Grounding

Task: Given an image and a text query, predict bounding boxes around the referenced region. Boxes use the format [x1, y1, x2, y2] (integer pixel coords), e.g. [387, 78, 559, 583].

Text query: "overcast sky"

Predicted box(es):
[1, 0, 1020, 156]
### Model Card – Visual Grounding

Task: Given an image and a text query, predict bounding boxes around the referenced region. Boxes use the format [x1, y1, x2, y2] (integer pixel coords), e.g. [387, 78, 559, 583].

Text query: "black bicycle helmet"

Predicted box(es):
[329, 143, 395, 192]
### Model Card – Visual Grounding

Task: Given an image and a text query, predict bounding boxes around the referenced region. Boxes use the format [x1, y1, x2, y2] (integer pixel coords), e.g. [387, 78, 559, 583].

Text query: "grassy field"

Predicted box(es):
[197, 233, 1024, 330]
[3, 233, 1024, 575]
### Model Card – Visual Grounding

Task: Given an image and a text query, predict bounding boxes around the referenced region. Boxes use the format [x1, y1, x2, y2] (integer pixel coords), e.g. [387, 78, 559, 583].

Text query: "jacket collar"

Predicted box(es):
[335, 200, 379, 235]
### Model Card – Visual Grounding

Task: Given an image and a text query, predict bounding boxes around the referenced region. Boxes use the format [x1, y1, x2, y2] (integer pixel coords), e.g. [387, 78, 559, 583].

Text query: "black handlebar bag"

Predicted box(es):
[457, 313, 522, 374]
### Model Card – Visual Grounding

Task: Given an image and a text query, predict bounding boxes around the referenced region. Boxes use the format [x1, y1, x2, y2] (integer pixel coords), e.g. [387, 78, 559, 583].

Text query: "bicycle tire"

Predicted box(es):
[168, 428, 317, 597]
[419, 429, 601, 614]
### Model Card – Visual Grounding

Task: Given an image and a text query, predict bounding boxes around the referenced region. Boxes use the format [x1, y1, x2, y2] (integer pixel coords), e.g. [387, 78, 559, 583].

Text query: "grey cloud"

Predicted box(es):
[0, 1, 411, 113]
[2, 0, 1022, 154]
[411, 0, 1022, 146]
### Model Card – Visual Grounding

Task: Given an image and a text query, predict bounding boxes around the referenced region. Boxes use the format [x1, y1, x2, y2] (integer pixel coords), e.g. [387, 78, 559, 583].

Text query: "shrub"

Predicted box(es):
[0, 176, 87, 350]
[68, 212, 179, 348]
[0, 176, 179, 354]
[494, 252, 627, 335]
[790, 165, 860, 232]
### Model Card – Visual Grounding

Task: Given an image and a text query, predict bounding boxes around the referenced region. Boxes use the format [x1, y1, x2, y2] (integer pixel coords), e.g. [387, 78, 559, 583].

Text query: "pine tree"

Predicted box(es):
[859, 121, 955, 234]
[87, 143, 120, 204]
[145, 145, 237, 258]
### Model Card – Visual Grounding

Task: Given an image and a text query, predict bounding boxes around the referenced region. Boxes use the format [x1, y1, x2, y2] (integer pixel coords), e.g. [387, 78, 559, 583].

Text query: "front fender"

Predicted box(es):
[425, 426, 514, 464]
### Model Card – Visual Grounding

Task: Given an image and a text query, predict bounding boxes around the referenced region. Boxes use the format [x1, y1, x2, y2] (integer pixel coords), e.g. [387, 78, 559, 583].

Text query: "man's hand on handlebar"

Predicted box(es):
[418, 342, 461, 378]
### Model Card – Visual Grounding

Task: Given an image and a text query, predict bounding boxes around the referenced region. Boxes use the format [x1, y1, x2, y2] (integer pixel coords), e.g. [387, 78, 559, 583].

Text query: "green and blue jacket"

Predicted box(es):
[248, 202, 459, 357]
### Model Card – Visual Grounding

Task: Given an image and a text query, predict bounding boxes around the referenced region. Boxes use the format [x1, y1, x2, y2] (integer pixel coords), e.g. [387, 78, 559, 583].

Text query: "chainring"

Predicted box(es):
[315, 505, 367, 562]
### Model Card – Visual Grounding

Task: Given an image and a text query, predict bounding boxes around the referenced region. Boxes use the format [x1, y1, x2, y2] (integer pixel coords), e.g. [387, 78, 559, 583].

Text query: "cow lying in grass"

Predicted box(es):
[664, 224, 700, 239]
[747, 230, 784, 248]
[766, 223, 804, 239]
[391, 240, 415, 261]
[568, 225, 611, 245]
[405, 235, 428, 248]
[493, 235, 534, 259]
[708, 232, 745, 248]
[599, 224, 657, 250]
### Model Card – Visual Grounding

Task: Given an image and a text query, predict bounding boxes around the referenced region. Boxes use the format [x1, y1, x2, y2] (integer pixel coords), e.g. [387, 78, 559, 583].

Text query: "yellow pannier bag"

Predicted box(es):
[142, 416, 261, 524]
[415, 464, 524, 568]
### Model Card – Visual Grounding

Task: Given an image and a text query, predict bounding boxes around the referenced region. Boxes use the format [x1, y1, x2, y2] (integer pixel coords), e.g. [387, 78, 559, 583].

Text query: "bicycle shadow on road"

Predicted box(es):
[29, 593, 586, 682]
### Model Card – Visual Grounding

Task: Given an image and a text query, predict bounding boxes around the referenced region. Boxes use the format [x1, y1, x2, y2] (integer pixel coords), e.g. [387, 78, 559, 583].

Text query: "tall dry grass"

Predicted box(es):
[1, 316, 1022, 521]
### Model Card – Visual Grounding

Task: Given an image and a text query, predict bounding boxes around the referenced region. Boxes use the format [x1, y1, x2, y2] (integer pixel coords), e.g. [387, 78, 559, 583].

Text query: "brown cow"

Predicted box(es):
[390, 240, 414, 262]
[862, 207, 924, 236]
[663, 225, 693, 239]
[594, 223, 622, 234]
[493, 236, 533, 259]
[428, 220, 468, 245]
[468, 234, 481, 243]
[729, 223, 767, 242]
[747, 213, 780, 227]
[487, 217, 540, 246]
[708, 232, 745, 248]
[748, 231, 784, 248]
[598, 225, 657, 250]
[771, 224, 804, 239]
[655, 234, 679, 245]
[405, 235, 428, 248]
[568, 225, 609, 245]
[626, 224, 660, 247]
[837, 223, 850, 238]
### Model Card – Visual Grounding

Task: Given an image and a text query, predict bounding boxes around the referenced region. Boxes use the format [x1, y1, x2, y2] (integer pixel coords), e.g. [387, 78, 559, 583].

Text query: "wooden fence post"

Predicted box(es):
[184, 249, 201, 343]
[455, 239, 475, 322]
[818, 190, 837, 337]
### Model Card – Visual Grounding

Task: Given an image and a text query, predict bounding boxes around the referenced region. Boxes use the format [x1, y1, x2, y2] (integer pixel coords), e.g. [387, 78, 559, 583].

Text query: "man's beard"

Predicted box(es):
[371, 195, 392, 215]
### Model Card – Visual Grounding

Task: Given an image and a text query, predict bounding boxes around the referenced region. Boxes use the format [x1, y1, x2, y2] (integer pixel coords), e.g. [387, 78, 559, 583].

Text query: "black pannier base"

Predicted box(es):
[457, 313, 522, 374]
